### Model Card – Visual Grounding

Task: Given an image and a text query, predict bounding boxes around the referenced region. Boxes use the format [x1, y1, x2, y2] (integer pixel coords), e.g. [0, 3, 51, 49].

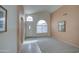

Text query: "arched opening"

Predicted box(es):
[26, 16, 33, 22]
[36, 20, 48, 33]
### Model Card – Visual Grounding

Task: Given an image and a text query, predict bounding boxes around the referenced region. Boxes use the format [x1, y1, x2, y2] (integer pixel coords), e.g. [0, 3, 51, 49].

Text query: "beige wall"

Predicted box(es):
[51, 6, 79, 48]
[25, 12, 51, 37]
[0, 5, 17, 52]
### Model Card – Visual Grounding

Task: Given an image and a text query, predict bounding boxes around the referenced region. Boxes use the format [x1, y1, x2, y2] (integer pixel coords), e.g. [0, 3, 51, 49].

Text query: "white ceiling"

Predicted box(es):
[24, 5, 62, 14]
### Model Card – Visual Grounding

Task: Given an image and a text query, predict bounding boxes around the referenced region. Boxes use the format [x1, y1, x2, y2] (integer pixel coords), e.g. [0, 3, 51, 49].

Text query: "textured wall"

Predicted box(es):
[51, 6, 79, 48]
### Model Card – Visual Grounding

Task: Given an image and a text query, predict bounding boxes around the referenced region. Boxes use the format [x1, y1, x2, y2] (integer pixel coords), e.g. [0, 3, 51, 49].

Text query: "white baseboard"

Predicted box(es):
[52, 37, 79, 48]
[60, 39, 79, 48]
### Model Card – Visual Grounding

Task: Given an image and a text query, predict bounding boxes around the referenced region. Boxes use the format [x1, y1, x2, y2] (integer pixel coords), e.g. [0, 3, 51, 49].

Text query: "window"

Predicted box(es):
[26, 16, 33, 21]
[29, 25, 31, 30]
[37, 20, 48, 33]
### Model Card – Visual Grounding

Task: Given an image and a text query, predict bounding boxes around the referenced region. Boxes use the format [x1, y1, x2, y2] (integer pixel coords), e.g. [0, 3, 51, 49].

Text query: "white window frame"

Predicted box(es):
[36, 20, 48, 33]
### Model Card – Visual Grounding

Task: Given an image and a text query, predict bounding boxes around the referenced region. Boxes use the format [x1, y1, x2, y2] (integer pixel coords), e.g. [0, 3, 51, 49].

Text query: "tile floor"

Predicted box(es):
[23, 37, 79, 53]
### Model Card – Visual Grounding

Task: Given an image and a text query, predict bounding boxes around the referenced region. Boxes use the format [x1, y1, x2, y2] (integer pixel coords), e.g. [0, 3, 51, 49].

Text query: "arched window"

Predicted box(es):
[37, 20, 48, 33]
[26, 16, 33, 21]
